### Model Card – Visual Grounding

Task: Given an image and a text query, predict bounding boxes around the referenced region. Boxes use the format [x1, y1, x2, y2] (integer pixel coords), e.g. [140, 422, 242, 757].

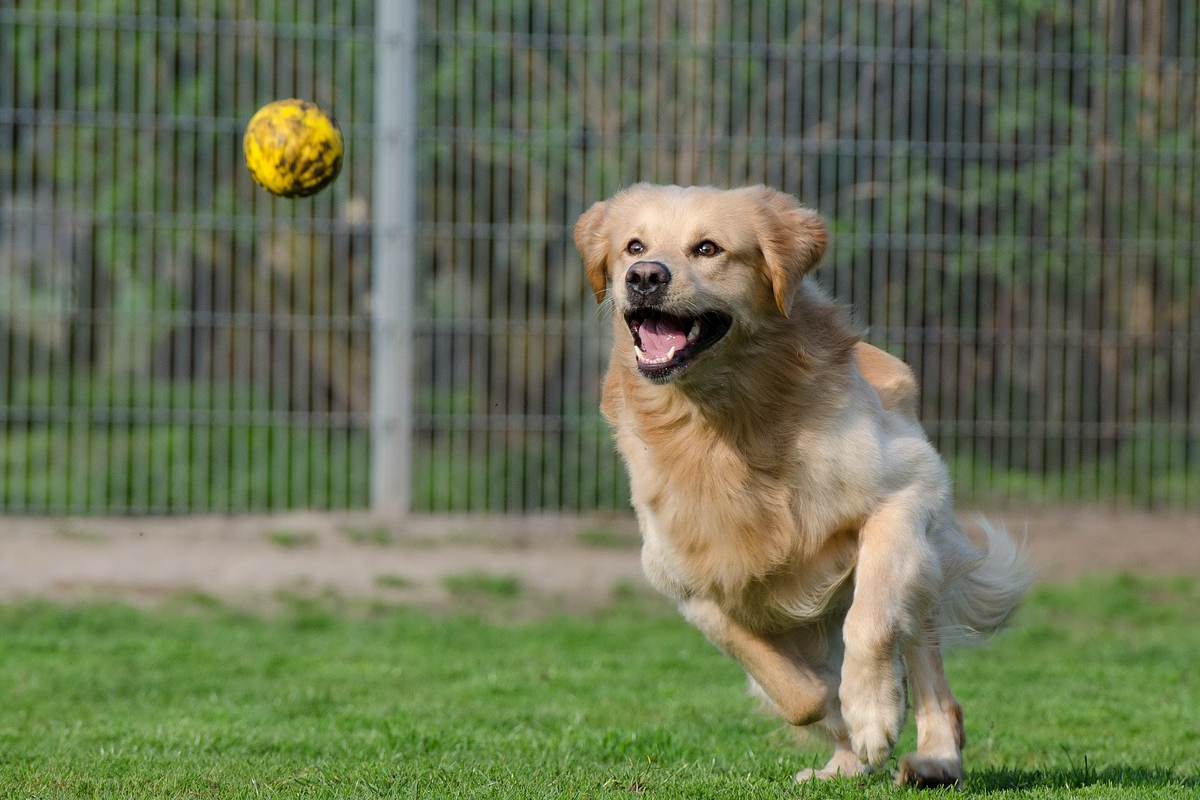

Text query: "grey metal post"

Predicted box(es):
[371, 0, 417, 515]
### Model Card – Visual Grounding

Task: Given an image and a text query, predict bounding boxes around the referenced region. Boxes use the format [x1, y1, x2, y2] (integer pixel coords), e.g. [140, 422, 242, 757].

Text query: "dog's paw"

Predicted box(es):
[896, 753, 964, 789]
[849, 719, 897, 769]
[795, 747, 871, 782]
[840, 662, 904, 768]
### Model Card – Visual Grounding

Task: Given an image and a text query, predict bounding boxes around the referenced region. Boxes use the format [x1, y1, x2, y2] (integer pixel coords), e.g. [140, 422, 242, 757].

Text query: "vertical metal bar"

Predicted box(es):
[371, 0, 418, 516]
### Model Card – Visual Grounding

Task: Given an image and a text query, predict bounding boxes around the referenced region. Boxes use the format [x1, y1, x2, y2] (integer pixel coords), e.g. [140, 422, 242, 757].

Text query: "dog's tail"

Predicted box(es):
[939, 518, 1033, 646]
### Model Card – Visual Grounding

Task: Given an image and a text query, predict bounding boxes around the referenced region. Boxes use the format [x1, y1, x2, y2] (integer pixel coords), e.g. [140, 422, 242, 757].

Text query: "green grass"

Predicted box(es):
[265, 529, 321, 548]
[343, 525, 397, 546]
[576, 527, 642, 549]
[374, 573, 418, 590]
[440, 571, 524, 599]
[0, 576, 1198, 798]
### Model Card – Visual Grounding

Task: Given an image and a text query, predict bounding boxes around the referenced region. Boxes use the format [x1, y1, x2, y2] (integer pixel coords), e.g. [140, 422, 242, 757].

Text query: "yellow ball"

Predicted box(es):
[243, 98, 344, 198]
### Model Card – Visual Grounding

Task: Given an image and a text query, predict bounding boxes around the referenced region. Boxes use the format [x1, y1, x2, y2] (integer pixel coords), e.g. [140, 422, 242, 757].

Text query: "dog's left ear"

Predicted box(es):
[748, 186, 829, 316]
[573, 200, 612, 303]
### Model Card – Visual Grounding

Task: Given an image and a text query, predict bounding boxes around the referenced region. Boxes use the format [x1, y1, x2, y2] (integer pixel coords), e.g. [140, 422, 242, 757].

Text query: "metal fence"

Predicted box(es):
[2, 1, 1198, 515]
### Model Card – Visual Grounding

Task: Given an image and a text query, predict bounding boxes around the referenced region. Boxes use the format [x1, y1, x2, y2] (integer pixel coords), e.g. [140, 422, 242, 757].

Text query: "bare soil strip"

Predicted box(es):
[1, 508, 1196, 608]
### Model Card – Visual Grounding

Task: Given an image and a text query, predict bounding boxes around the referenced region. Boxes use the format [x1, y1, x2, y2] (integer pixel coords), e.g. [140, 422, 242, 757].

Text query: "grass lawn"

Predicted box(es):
[1, 575, 1197, 799]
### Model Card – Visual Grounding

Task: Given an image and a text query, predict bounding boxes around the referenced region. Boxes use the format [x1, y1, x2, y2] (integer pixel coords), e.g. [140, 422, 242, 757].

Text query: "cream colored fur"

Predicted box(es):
[574, 183, 1030, 788]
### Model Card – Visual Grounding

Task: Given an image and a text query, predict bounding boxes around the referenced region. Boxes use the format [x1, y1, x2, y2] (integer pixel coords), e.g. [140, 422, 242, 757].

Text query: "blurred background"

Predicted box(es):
[1, 0, 1197, 516]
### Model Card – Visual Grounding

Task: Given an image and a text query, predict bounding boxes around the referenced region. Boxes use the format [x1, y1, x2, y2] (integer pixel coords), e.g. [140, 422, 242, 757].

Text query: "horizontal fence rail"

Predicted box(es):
[1, 0, 1198, 514]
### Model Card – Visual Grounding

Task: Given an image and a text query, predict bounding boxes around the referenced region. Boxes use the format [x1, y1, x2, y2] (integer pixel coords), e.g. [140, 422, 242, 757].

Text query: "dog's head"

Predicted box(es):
[574, 184, 829, 382]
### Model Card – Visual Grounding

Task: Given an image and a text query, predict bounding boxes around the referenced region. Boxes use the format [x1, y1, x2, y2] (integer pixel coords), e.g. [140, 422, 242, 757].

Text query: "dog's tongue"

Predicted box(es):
[638, 316, 689, 359]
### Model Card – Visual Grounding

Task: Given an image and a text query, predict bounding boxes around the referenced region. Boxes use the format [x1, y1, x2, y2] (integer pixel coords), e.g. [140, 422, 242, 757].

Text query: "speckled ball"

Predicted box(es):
[243, 98, 344, 198]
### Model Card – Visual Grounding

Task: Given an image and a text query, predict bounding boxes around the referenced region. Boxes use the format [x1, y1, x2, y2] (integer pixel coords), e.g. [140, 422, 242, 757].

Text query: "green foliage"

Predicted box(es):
[949, 434, 1200, 508]
[4, 1, 1199, 512]
[411, 419, 630, 512]
[0, 576, 1197, 797]
[1, 377, 370, 512]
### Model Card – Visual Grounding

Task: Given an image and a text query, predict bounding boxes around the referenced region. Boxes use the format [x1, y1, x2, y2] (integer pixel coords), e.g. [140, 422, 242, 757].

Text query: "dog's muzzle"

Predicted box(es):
[625, 308, 733, 381]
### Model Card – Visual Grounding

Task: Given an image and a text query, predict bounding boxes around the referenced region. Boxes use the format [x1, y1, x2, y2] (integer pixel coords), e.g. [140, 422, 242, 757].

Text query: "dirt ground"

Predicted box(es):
[1, 507, 1198, 610]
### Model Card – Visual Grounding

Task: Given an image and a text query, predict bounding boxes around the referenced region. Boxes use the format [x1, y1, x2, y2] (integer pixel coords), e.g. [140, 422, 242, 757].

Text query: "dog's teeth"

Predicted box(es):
[635, 345, 681, 366]
[687, 320, 701, 342]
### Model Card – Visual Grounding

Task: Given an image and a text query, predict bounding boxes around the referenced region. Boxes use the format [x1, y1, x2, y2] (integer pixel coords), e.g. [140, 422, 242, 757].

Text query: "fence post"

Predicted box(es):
[371, 0, 417, 516]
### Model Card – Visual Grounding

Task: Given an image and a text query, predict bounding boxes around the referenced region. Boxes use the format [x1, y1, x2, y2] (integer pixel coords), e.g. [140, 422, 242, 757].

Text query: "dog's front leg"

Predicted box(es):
[840, 495, 938, 769]
[897, 635, 965, 788]
[681, 597, 834, 727]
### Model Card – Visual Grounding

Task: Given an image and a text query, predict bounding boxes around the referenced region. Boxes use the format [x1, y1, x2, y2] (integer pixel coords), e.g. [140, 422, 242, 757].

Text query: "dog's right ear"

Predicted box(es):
[573, 200, 611, 303]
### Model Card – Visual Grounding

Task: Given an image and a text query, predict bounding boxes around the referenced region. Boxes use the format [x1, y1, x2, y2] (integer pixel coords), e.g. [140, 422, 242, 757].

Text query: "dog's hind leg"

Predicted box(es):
[896, 636, 965, 789]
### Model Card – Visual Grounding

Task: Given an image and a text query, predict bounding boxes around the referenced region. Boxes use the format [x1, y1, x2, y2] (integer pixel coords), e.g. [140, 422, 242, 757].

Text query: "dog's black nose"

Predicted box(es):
[626, 261, 671, 299]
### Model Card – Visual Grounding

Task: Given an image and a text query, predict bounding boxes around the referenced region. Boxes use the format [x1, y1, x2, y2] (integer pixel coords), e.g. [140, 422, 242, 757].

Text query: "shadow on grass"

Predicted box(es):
[972, 761, 1198, 793]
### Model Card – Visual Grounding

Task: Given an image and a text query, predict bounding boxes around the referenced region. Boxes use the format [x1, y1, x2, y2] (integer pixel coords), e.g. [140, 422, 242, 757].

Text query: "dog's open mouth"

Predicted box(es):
[626, 310, 733, 379]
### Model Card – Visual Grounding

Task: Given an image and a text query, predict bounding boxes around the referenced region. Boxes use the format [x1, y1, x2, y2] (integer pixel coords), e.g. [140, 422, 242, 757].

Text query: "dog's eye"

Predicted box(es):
[626, 239, 646, 255]
[694, 240, 722, 257]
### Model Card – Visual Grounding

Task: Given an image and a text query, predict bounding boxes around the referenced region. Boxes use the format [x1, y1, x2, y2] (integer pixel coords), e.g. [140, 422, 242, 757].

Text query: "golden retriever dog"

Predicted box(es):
[574, 184, 1029, 788]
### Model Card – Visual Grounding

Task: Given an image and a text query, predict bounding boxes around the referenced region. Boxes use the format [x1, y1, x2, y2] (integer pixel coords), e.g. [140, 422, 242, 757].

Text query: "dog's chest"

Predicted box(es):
[620, 424, 807, 595]
[636, 492, 858, 630]
[611, 396, 872, 623]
